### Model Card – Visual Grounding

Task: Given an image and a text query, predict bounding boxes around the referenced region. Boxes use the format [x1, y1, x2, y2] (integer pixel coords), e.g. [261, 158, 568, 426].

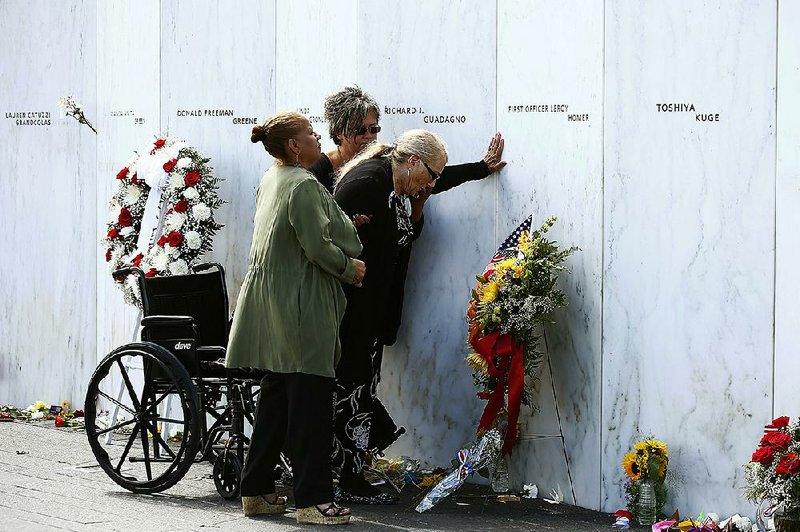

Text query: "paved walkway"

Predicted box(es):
[0, 420, 613, 531]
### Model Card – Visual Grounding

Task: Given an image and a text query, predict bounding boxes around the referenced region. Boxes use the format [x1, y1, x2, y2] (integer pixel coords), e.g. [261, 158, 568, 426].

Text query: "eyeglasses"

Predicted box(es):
[422, 160, 441, 182]
[353, 124, 381, 136]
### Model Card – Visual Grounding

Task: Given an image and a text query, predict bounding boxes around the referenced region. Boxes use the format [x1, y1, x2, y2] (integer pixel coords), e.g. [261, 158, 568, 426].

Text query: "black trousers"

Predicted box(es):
[240, 372, 335, 508]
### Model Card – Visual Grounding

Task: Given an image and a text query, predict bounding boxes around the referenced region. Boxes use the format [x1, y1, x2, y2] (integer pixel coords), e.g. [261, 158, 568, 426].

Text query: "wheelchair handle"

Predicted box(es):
[192, 262, 225, 276]
[112, 266, 144, 279]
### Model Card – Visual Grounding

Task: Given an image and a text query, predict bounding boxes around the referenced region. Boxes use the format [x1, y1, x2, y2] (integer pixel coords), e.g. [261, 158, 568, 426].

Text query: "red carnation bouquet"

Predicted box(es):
[744, 415, 800, 516]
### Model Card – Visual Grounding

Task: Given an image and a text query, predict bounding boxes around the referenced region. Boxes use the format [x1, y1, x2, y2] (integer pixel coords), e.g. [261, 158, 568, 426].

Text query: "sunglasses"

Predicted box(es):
[353, 124, 381, 136]
[422, 160, 441, 182]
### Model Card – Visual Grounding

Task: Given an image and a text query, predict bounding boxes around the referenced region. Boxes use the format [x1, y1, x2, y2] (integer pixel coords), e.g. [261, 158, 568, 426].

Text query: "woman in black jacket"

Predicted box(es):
[331, 130, 448, 504]
[308, 86, 506, 467]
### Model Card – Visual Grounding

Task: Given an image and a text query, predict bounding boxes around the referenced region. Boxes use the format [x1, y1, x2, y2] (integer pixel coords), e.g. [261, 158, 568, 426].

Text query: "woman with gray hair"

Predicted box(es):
[309, 85, 506, 194]
[331, 129, 448, 504]
[309, 85, 383, 192]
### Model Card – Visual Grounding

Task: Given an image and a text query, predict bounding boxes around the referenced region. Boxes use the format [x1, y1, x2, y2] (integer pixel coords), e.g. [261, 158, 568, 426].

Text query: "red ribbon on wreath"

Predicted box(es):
[472, 330, 525, 455]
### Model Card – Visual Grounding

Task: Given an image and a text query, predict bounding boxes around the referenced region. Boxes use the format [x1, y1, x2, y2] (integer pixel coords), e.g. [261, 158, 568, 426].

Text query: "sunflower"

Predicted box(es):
[646, 439, 668, 458]
[622, 452, 642, 481]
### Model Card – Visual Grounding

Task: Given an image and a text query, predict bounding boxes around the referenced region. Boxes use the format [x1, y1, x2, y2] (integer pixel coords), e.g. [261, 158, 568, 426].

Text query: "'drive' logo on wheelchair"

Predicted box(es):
[174, 341, 193, 350]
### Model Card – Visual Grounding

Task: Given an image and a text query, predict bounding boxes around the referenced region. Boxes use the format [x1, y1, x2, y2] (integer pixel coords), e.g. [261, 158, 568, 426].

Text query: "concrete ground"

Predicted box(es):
[0, 420, 614, 531]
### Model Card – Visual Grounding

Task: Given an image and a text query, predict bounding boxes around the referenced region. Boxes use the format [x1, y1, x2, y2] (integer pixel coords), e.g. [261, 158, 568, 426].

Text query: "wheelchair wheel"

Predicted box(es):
[84, 342, 202, 494]
[213, 450, 242, 500]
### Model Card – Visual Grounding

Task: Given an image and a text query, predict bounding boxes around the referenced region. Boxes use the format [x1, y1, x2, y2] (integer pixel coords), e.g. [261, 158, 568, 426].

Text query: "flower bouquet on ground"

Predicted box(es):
[466, 215, 576, 455]
[745, 416, 800, 531]
[621, 436, 669, 525]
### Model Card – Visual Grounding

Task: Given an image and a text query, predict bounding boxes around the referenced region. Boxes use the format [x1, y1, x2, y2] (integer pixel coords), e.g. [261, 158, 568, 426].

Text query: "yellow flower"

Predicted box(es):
[512, 264, 525, 278]
[518, 231, 531, 251]
[479, 282, 499, 303]
[31, 401, 48, 412]
[496, 258, 515, 273]
[646, 439, 668, 457]
[466, 352, 489, 376]
[622, 452, 641, 481]
[634, 441, 648, 453]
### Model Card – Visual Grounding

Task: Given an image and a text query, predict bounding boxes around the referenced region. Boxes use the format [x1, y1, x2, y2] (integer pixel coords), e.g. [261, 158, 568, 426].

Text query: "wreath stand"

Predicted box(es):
[512, 329, 577, 504]
[105, 201, 171, 444]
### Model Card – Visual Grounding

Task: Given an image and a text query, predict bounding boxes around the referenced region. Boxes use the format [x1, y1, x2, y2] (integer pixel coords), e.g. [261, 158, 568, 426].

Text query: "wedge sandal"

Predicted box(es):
[296, 502, 351, 525]
[242, 494, 288, 516]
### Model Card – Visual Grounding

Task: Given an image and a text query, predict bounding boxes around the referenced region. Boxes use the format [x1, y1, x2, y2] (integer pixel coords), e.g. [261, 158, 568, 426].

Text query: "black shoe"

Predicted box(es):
[334, 484, 399, 505]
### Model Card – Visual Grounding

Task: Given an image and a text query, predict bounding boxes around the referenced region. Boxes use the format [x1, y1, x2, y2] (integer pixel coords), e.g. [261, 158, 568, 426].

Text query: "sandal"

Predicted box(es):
[242, 494, 288, 516]
[296, 502, 351, 525]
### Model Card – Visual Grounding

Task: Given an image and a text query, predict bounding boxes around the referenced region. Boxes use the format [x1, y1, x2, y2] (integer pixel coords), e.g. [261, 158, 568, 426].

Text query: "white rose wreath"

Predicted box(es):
[103, 137, 223, 306]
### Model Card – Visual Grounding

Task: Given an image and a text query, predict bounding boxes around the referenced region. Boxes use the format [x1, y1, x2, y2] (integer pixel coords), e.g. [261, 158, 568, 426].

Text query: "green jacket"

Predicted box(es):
[225, 165, 362, 378]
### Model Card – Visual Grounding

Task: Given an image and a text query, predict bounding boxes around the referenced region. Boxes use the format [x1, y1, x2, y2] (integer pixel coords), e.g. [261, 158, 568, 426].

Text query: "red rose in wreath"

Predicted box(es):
[168, 231, 184, 248]
[107, 228, 120, 239]
[105, 248, 112, 262]
[163, 159, 177, 172]
[118, 208, 133, 227]
[174, 200, 189, 213]
[132, 253, 144, 267]
[776, 452, 800, 475]
[157, 235, 168, 247]
[760, 431, 793, 452]
[145, 268, 158, 278]
[116, 167, 129, 180]
[154, 138, 166, 149]
[131, 173, 138, 185]
[752, 446, 775, 465]
[184, 171, 200, 186]
[767, 416, 791, 429]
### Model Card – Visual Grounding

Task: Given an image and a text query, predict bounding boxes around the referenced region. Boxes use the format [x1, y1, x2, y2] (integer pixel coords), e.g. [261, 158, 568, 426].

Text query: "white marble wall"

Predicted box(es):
[96, 0, 161, 367]
[161, 0, 277, 301]
[497, 0, 604, 508]
[0, 0, 97, 407]
[275, 0, 357, 153]
[0, 0, 794, 519]
[355, 0, 501, 471]
[775, 0, 800, 415]
[603, 0, 776, 517]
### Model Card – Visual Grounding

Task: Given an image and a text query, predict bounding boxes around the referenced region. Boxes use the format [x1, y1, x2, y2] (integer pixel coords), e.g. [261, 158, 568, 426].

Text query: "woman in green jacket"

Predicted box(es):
[225, 112, 365, 525]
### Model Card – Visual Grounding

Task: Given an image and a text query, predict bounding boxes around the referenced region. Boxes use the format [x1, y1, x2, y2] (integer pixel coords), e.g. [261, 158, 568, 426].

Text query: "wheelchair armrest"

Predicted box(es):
[141, 315, 195, 328]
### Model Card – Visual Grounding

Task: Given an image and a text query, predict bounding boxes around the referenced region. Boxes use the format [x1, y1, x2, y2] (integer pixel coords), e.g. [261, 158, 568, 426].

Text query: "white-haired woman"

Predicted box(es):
[310, 86, 507, 466]
[331, 129, 447, 504]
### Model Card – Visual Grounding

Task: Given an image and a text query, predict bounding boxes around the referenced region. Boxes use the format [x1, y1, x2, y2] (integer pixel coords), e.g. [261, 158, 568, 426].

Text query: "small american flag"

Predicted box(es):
[483, 215, 532, 275]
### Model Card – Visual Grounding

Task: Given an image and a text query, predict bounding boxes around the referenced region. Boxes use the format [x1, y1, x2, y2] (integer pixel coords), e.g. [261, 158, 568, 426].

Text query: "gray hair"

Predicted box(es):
[324, 85, 381, 145]
[337, 129, 448, 185]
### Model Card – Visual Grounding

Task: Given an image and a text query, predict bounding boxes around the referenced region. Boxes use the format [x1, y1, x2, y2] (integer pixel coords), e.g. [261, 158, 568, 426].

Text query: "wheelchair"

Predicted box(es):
[83, 263, 290, 498]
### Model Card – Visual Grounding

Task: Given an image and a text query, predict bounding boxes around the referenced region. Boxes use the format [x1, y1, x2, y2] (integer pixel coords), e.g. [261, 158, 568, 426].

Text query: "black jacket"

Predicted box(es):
[311, 155, 490, 349]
